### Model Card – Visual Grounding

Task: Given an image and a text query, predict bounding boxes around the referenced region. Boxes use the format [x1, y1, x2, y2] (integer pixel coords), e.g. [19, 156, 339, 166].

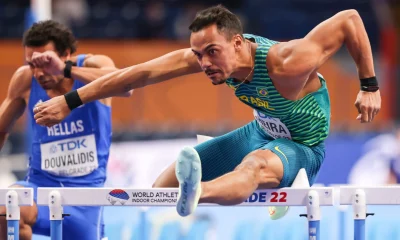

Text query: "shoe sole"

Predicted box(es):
[175, 147, 202, 217]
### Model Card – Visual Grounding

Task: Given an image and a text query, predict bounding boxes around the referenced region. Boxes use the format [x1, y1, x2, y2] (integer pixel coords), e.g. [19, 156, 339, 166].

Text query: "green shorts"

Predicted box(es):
[194, 121, 325, 187]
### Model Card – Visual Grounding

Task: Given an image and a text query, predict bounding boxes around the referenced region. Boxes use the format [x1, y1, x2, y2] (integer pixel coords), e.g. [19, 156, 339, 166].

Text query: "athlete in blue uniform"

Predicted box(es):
[0, 20, 131, 240]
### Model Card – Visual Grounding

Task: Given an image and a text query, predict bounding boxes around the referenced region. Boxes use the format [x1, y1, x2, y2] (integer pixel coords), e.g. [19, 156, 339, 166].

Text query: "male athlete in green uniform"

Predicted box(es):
[33, 5, 381, 218]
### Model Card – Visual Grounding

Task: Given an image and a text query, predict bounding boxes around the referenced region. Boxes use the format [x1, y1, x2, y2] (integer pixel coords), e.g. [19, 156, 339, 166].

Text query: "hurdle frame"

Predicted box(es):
[49, 190, 63, 240]
[37, 187, 333, 240]
[0, 188, 34, 240]
[339, 186, 400, 240]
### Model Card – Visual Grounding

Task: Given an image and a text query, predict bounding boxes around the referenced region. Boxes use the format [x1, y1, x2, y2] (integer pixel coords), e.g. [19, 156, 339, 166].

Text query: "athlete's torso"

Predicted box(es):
[27, 54, 112, 184]
[226, 34, 331, 146]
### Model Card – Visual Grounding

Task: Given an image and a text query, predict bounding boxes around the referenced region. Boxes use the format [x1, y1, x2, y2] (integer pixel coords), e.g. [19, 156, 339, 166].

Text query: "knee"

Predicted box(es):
[235, 149, 269, 172]
[235, 149, 282, 187]
[19, 224, 33, 240]
[20, 206, 37, 227]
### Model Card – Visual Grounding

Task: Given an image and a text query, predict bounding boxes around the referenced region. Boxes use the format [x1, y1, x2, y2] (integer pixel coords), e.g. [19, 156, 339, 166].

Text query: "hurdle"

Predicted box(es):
[37, 187, 333, 240]
[339, 186, 400, 240]
[0, 188, 34, 240]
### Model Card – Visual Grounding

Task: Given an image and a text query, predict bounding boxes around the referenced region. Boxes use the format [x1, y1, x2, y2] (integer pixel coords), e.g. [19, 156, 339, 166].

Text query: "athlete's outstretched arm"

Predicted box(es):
[33, 48, 201, 126]
[270, 9, 380, 123]
[0, 67, 31, 150]
[77, 48, 201, 103]
[79, 54, 132, 97]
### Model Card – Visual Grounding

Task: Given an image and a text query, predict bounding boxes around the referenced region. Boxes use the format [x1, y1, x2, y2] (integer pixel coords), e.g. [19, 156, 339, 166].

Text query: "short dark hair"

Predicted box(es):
[189, 5, 243, 39]
[22, 20, 77, 56]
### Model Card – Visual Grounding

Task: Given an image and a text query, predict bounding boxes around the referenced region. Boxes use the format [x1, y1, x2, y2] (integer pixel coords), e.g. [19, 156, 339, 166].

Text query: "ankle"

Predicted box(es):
[198, 182, 209, 203]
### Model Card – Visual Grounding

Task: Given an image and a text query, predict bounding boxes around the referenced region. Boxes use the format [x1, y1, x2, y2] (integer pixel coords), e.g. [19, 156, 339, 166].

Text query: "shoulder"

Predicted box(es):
[69, 54, 116, 69]
[82, 54, 116, 69]
[11, 66, 32, 89]
[14, 65, 32, 78]
[266, 38, 318, 79]
[7, 65, 32, 98]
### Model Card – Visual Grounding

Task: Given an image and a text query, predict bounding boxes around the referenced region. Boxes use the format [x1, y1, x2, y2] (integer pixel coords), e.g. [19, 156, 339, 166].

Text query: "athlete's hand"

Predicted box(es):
[354, 90, 381, 123]
[33, 96, 71, 127]
[31, 51, 65, 76]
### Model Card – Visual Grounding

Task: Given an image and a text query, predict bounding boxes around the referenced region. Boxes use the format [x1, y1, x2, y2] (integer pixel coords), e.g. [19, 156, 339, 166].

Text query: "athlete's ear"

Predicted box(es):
[233, 34, 243, 52]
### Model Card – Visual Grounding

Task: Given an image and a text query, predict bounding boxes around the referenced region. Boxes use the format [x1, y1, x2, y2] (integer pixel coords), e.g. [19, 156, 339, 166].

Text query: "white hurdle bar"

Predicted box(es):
[0, 188, 34, 240]
[339, 186, 400, 240]
[37, 187, 334, 240]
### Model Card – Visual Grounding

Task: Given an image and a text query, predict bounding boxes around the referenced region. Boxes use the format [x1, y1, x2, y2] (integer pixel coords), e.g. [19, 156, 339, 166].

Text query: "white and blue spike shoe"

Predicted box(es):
[175, 146, 202, 217]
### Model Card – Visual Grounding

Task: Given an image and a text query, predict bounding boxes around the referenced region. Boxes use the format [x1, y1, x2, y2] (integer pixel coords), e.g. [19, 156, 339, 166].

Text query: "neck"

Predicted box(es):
[230, 41, 256, 81]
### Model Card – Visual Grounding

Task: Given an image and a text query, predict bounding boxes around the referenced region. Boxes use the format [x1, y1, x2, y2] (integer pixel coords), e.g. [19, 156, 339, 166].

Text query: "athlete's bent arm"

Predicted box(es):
[31, 52, 132, 97]
[270, 9, 380, 122]
[0, 67, 31, 150]
[273, 9, 374, 79]
[73, 54, 118, 84]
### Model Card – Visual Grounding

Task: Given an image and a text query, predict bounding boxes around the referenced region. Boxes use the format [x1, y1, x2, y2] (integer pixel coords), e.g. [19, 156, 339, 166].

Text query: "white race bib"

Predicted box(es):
[40, 134, 99, 177]
[253, 110, 292, 140]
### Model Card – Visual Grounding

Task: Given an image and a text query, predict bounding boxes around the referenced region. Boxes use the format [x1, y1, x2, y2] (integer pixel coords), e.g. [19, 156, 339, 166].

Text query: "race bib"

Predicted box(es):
[253, 110, 292, 140]
[40, 134, 99, 177]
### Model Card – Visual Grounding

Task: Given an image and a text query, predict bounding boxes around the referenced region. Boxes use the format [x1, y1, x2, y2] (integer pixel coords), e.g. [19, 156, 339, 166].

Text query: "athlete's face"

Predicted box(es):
[190, 24, 242, 85]
[25, 42, 69, 90]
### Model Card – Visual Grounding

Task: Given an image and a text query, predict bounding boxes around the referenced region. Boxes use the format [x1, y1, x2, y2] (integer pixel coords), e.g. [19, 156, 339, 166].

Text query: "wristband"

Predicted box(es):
[360, 76, 379, 92]
[64, 90, 83, 110]
[64, 60, 73, 78]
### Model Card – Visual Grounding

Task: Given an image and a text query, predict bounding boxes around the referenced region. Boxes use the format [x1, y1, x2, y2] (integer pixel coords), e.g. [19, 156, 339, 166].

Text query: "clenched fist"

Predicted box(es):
[31, 51, 66, 76]
[354, 90, 381, 123]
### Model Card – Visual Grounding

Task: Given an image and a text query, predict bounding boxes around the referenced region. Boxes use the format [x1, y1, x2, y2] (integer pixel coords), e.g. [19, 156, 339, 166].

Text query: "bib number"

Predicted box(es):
[40, 134, 99, 177]
[253, 110, 292, 140]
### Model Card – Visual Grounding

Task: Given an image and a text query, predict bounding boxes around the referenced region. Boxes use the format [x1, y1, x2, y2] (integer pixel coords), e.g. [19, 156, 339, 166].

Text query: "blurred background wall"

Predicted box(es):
[0, 0, 399, 239]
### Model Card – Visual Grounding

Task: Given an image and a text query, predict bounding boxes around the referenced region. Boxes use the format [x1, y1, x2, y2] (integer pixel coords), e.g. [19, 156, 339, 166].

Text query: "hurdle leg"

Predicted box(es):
[6, 190, 20, 240]
[353, 189, 370, 240]
[300, 190, 321, 240]
[49, 191, 63, 240]
[139, 207, 149, 240]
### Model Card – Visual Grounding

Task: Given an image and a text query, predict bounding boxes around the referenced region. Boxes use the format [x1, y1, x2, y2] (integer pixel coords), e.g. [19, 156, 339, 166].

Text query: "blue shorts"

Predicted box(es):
[194, 121, 325, 187]
[14, 171, 105, 240]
